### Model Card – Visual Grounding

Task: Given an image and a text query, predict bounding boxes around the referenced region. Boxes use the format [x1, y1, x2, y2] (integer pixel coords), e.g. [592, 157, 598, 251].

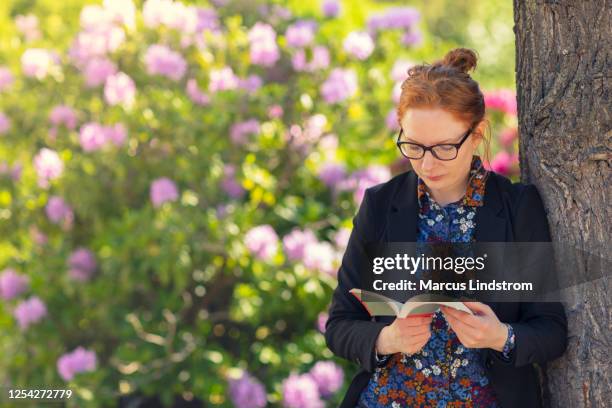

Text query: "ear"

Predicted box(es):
[471, 120, 487, 149]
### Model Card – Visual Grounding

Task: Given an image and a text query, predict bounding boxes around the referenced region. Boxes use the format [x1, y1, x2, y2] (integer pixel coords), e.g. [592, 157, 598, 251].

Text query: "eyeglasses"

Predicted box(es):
[396, 124, 476, 161]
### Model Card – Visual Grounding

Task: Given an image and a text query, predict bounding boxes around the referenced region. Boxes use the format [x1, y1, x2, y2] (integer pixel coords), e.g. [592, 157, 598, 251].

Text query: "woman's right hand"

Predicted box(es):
[375, 315, 433, 356]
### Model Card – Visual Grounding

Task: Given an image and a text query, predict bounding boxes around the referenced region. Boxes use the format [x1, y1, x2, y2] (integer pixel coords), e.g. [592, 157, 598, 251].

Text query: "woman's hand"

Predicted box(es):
[441, 302, 508, 351]
[375, 315, 433, 356]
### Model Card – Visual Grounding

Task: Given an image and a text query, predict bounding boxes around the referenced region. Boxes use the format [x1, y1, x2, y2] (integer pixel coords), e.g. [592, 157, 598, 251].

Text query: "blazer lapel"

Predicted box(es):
[386, 171, 507, 243]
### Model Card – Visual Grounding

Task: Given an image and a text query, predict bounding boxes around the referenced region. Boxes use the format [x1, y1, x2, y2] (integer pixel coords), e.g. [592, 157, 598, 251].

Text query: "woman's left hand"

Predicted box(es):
[441, 302, 508, 352]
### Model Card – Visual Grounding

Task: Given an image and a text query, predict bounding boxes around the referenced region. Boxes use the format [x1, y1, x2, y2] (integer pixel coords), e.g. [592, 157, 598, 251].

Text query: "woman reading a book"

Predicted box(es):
[325, 48, 567, 408]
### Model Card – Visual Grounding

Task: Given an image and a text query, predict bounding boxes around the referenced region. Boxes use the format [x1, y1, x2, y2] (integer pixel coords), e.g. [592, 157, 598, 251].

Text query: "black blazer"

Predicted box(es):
[325, 169, 568, 408]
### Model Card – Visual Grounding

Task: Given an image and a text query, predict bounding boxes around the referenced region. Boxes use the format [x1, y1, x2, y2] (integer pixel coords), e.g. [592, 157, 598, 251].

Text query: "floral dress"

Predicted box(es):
[357, 155, 515, 408]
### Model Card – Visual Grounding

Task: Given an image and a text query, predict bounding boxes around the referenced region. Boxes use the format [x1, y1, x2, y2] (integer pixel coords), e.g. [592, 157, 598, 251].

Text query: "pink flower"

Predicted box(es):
[309, 361, 344, 397]
[245, 225, 279, 261]
[150, 177, 179, 208]
[316, 312, 328, 333]
[33, 148, 63, 188]
[292, 46, 330, 72]
[489, 151, 513, 176]
[391, 59, 415, 82]
[186, 79, 210, 106]
[208, 67, 238, 93]
[0, 66, 14, 91]
[143, 0, 198, 33]
[79, 122, 107, 152]
[0, 268, 30, 300]
[15, 14, 41, 41]
[268, 104, 283, 119]
[0, 112, 11, 135]
[57, 347, 97, 381]
[247, 23, 280, 67]
[281, 373, 323, 408]
[21, 48, 59, 79]
[14, 296, 47, 329]
[333, 227, 351, 250]
[104, 72, 136, 108]
[283, 229, 317, 261]
[106, 123, 127, 146]
[499, 127, 518, 146]
[343, 31, 375, 60]
[49, 105, 77, 130]
[321, 68, 358, 104]
[303, 241, 337, 275]
[144, 44, 187, 81]
[285, 21, 316, 48]
[45, 196, 74, 228]
[484, 89, 517, 116]
[386, 109, 399, 131]
[83, 58, 117, 87]
[238, 75, 263, 94]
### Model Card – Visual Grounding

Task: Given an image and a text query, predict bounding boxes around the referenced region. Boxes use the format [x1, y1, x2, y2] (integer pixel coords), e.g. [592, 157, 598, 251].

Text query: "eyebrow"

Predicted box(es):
[404, 135, 458, 144]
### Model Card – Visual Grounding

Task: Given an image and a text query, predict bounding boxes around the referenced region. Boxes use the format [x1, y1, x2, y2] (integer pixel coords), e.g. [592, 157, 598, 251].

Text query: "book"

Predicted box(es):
[349, 288, 474, 318]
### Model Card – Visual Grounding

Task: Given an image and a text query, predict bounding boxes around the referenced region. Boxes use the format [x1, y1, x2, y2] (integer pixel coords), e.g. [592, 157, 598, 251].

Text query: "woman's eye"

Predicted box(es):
[436, 145, 454, 151]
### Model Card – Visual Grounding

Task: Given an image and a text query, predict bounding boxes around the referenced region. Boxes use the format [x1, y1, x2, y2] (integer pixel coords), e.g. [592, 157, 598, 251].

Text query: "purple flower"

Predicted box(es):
[309, 361, 344, 397]
[14, 296, 47, 329]
[248, 23, 280, 67]
[320, 68, 358, 104]
[106, 123, 127, 147]
[21, 48, 59, 80]
[57, 347, 97, 381]
[499, 127, 518, 146]
[292, 46, 330, 72]
[245, 225, 279, 262]
[143, 0, 198, 33]
[45, 196, 74, 228]
[488, 151, 513, 176]
[322, 0, 341, 18]
[238, 74, 263, 94]
[208, 67, 238, 93]
[144, 44, 187, 81]
[318, 163, 346, 188]
[104, 72, 136, 108]
[386, 109, 399, 131]
[68, 247, 97, 282]
[83, 58, 117, 87]
[195, 7, 220, 33]
[0, 112, 11, 135]
[221, 165, 245, 199]
[338, 165, 391, 205]
[230, 119, 260, 145]
[401, 30, 423, 47]
[343, 31, 375, 60]
[227, 370, 267, 408]
[69, 26, 125, 66]
[367, 7, 420, 33]
[33, 148, 63, 188]
[281, 373, 323, 408]
[150, 177, 179, 208]
[49, 105, 77, 130]
[0, 268, 29, 300]
[186, 79, 210, 106]
[283, 229, 317, 261]
[285, 21, 316, 48]
[0, 66, 14, 91]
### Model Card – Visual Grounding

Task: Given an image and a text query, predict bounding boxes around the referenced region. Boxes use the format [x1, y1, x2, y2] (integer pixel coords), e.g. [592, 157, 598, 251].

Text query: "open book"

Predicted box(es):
[349, 288, 473, 318]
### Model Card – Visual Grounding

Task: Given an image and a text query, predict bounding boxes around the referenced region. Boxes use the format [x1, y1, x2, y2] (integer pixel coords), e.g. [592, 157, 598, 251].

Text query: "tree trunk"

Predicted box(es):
[513, 1, 611, 407]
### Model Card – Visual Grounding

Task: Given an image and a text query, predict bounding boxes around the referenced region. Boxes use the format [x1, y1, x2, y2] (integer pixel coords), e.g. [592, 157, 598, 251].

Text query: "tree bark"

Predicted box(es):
[513, 1, 611, 407]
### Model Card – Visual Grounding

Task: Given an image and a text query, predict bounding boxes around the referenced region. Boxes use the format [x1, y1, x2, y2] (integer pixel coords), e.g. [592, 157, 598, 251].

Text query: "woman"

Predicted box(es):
[325, 48, 567, 408]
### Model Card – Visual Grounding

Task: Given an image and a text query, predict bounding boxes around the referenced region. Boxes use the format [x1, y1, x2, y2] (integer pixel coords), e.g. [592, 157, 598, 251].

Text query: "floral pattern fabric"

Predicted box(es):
[357, 156, 515, 408]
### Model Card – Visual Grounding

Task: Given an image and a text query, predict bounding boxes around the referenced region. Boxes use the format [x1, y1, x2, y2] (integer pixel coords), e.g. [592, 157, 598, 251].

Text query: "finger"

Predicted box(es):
[463, 302, 493, 316]
[442, 307, 481, 328]
[397, 316, 433, 326]
[445, 314, 479, 342]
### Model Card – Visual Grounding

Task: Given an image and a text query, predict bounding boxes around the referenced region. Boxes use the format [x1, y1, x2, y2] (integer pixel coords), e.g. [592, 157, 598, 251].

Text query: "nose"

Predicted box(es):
[421, 150, 437, 170]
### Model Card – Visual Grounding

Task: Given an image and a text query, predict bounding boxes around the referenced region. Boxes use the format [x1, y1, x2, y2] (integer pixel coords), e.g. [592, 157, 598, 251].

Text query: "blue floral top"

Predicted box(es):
[357, 156, 515, 408]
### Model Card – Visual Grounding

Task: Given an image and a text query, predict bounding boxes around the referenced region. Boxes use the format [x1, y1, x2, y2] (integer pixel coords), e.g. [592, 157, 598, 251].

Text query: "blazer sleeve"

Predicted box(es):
[489, 184, 569, 367]
[324, 187, 388, 373]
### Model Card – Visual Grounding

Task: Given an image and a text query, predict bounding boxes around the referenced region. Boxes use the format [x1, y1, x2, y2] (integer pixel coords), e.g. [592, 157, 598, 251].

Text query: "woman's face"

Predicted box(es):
[399, 107, 483, 192]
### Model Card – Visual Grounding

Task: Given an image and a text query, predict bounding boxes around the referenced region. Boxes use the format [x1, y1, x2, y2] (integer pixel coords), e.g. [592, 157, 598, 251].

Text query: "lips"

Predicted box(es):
[426, 174, 444, 181]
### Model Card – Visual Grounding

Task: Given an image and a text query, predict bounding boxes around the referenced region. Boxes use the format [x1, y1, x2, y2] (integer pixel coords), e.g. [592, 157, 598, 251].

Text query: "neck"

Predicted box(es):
[427, 172, 470, 206]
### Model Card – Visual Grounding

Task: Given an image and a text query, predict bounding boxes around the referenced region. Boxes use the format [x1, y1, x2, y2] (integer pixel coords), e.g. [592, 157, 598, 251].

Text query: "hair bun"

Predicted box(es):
[439, 48, 478, 74]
